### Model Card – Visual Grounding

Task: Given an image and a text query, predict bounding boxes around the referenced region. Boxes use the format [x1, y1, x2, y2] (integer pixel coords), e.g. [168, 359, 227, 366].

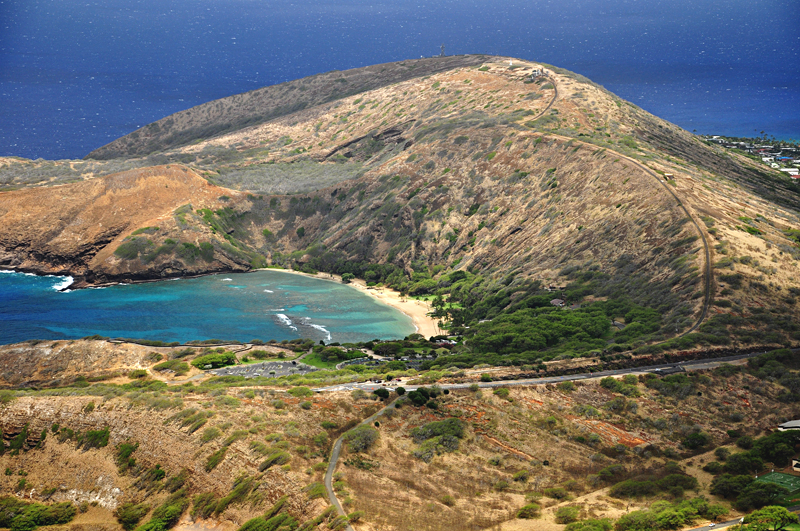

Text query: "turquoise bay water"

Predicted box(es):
[0, 270, 415, 345]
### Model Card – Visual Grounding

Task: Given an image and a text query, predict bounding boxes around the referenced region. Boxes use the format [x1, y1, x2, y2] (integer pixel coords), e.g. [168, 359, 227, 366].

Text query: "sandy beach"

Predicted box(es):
[259, 268, 441, 339]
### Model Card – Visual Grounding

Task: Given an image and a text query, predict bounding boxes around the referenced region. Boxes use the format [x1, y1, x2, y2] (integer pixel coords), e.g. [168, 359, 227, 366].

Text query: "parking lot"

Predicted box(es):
[210, 360, 318, 379]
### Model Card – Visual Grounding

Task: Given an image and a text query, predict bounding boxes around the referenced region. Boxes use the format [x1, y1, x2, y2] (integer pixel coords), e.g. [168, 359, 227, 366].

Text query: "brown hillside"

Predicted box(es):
[0, 165, 247, 285]
[0, 347, 796, 531]
[86, 55, 490, 160]
[2, 56, 800, 343]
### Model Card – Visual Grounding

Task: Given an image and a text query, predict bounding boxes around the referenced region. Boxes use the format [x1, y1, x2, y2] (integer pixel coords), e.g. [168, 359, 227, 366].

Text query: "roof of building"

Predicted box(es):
[779, 420, 800, 429]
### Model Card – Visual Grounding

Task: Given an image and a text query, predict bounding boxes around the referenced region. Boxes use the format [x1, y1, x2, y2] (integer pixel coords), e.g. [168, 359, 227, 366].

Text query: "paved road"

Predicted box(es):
[314, 350, 766, 393]
[687, 517, 743, 530]
[686, 505, 800, 530]
[324, 400, 398, 531]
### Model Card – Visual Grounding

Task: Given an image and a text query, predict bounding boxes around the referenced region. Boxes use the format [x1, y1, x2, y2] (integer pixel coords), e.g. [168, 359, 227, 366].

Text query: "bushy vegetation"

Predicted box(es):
[343, 426, 379, 453]
[609, 473, 697, 498]
[614, 498, 726, 531]
[0, 497, 76, 531]
[698, 430, 800, 510]
[516, 503, 541, 519]
[133, 489, 189, 531]
[152, 360, 190, 376]
[259, 451, 291, 471]
[205, 448, 227, 471]
[114, 502, 150, 531]
[747, 349, 800, 402]
[116, 441, 139, 472]
[191, 350, 237, 369]
[410, 418, 465, 462]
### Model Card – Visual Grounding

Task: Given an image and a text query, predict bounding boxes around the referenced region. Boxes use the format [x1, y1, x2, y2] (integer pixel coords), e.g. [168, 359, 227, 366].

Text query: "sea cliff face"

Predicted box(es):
[0, 165, 251, 286]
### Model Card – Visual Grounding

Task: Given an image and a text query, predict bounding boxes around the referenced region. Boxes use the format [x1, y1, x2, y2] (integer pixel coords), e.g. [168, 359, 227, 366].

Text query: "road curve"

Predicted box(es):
[623, 157, 713, 337]
[530, 68, 712, 337]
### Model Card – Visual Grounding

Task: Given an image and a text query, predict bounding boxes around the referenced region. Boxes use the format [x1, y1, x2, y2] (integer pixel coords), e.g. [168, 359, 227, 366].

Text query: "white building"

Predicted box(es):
[777, 420, 800, 431]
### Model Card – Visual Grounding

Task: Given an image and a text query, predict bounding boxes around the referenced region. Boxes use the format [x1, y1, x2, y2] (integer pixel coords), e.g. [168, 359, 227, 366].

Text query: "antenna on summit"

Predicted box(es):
[440, 43, 446, 57]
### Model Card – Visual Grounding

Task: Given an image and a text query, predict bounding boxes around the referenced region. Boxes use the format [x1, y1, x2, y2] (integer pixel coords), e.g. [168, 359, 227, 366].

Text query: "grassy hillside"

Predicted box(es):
[2, 343, 800, 530]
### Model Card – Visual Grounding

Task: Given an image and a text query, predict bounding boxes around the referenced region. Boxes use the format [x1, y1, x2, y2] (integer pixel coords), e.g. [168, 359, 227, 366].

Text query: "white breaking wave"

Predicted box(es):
[51, 276, 74, 292]
[222, 278, 233, 281]
[263, 289, 274, 293]
[1, 270, 36, 276]
[275, 313, 297, 331]
[267, 308, 285, 312]
[307, 323, 332, 342]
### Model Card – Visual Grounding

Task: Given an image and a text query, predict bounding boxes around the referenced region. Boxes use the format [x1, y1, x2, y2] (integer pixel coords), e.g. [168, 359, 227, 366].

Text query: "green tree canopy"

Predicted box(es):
[743, 506, 799, 531]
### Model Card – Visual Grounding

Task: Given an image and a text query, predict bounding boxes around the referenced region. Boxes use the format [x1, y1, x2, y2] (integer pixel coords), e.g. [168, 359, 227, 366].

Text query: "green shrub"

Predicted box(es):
[517, 503, 540, 519]
[114, 503, 150, 531]
[287, 386, 313, 397]
[682, 431, 711, 450]
[200, 427, 221, 444]
[129, 370, 148, 379]
[557, 381, 576, 392]
[513, 470, 530, 482]
[205, 448, 227, 472]
[152, 360, 190, 376]
[344, 426, 379, 453]
[237, 513, 298, 531]
[190, 493, 217, 520]
[493, 387, 510, 400]
[304, 482, 326, 499]
[0, 497, 76, 530]
[564, 518, 614, 531]
[410, 418, 465, 443]
[258, 451, 291, 471]
[82, 427, 110, 450]
[136, 490, 189, 530]
[440, 495, 455, 507]
[214, 475, 256, 515]
[610, 480, 659, 498]
[191, 352, 237, 369]
[544, 487, 569, 499]
[116, 441, 139, 471]
[373, 388, 390, 399]
[555, 506, 580, 524]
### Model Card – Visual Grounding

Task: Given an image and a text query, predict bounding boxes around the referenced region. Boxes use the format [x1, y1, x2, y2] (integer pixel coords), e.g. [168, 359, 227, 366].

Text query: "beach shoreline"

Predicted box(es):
[257, 268, 441, 339]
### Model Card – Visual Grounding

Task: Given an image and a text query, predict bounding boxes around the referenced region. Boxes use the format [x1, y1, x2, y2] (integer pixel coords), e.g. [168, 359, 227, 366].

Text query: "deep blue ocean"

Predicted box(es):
[1, 0, 798, 160]
[0, 270, 415, 345]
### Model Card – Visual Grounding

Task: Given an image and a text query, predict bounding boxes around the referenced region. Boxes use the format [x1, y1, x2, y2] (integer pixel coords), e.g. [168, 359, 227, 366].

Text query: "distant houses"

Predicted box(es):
[706, 136, 800, 175]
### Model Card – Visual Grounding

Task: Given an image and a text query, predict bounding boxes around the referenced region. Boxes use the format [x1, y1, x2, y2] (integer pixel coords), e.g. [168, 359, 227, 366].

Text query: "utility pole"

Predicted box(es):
[440, 43, 446, 57]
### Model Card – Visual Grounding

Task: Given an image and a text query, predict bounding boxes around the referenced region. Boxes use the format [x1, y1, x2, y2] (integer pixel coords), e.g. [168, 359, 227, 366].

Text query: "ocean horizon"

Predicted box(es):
[1, 0, 797, 161]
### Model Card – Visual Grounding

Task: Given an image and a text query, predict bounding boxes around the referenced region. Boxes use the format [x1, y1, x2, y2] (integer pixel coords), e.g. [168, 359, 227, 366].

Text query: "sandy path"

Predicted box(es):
[256, 268, 441, 339]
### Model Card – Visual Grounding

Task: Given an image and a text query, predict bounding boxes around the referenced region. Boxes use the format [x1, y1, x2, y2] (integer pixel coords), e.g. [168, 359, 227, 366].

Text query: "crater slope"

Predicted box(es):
[1, 56, 799, 348]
